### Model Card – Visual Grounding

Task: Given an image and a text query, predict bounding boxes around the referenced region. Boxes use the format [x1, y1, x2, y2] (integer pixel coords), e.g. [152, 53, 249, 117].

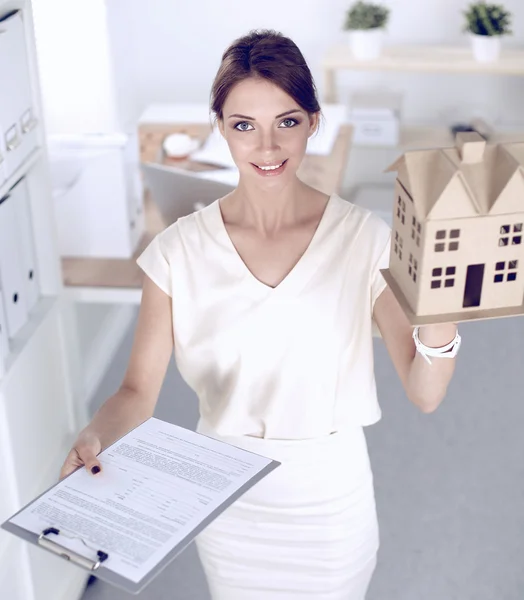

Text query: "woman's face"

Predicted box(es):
[217, 78, 319, 186]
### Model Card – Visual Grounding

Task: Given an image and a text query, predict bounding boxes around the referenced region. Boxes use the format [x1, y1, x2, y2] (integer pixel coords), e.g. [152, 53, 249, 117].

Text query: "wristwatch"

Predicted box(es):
[412, 326, 461, 365]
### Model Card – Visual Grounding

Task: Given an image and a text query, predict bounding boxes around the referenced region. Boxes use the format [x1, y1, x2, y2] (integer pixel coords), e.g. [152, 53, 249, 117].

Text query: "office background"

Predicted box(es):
[78, 2, 524, 599]
[35, 0, 524, 135]
[0, 0, 523, 598]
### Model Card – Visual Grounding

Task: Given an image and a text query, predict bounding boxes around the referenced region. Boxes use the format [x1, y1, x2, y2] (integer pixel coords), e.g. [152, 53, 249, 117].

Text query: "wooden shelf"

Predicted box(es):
[323, 44, 524, 75]
[322, 43, 524, 103]
[61, 191, 164, 303]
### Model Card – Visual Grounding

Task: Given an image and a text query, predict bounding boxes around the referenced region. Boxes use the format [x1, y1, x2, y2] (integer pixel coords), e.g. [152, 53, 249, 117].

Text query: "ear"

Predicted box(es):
[308, 111, 320, 138]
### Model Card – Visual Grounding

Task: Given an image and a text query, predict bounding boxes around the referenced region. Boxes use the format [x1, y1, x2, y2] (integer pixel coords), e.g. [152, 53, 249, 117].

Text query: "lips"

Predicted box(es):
[252, 159, 288, 170]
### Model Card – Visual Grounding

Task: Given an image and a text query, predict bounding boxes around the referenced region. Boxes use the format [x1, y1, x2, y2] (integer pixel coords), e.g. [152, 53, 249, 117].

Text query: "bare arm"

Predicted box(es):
[79, 274, 174, 450]
[373, 285, 457, 413]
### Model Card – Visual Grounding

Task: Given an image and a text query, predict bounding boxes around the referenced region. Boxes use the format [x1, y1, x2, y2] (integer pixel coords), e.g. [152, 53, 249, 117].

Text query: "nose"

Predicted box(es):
[257, 128, 281, 154]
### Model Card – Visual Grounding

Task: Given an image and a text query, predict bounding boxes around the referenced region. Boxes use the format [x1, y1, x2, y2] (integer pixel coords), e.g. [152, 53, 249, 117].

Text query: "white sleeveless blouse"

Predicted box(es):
[136, 193, 391, 439]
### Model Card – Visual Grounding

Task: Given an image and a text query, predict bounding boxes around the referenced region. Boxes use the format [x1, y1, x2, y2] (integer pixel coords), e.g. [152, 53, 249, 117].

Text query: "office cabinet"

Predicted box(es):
[0, 10, 38, 179]
[0, 2, 88, 600]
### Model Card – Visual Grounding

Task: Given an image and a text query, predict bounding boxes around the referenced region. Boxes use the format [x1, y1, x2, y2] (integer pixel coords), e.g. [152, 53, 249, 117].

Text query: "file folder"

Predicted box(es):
[0, 10, 38, 179]
[0, 191, 29, 338]
[0, 293, 9, 377]
[0, 118, 6, 187]
[10, 176, 40, 311]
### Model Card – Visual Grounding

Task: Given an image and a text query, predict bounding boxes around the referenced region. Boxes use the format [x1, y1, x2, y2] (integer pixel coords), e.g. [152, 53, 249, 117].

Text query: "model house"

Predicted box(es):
[381, 132, 524, 324]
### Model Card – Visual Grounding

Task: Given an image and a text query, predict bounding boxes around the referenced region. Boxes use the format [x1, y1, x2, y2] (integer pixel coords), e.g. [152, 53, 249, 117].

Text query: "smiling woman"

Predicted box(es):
[132, 28, 388, 600]
[62, 25, 455, 600]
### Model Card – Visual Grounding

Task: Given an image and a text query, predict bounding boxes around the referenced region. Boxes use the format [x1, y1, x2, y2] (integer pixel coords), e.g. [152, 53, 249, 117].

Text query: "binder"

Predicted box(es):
[0, 292, 9, 377]
[10, 176, 40, 311]
[0, 117, 6, 187]
[1, 417, 281, 595]
[0, 191, 29, 338]
[0, 10, 39, 180]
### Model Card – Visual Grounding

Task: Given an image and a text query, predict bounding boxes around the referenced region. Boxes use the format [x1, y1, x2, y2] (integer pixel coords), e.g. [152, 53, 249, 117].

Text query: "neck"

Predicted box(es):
[228, 177, 313, 234]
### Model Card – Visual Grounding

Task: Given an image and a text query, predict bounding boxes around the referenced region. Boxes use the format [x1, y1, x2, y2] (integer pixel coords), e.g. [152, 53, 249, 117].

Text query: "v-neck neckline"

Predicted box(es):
[213, 193, 335, 294]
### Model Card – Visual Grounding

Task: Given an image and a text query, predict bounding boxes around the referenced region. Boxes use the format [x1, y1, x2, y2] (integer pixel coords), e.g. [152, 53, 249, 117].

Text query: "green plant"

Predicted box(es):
[343, 1, 390, 30]
[463, 2, 512, 36]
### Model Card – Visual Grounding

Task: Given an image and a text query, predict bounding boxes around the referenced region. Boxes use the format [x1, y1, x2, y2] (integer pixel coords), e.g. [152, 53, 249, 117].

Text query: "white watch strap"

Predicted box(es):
[412, 326, 461, 365]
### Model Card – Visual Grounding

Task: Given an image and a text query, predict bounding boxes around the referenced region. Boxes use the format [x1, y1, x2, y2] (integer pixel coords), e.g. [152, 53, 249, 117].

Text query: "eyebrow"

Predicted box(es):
[227, 109, 303, 120]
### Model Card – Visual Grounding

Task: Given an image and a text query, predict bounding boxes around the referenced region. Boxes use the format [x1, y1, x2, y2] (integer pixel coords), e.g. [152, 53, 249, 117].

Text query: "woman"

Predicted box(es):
[60, 29, 460, 600]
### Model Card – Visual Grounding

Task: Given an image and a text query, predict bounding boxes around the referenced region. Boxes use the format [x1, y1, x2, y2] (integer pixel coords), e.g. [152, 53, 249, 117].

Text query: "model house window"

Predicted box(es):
[394, 234, 403, 260]
[434, 229, 460, 252]
[499, 223, 523, 246]
[408, 253, 418, 283]
[494, 260, 518, 282]
[411, 217, 421, 246]
[431, 266, 455, 289]
[396, 196, 406, 225]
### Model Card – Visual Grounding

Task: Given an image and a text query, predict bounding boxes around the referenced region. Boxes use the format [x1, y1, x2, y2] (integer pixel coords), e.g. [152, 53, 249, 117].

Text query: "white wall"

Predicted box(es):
[111, 0, 524, 127]
[32, 0, 121, 134]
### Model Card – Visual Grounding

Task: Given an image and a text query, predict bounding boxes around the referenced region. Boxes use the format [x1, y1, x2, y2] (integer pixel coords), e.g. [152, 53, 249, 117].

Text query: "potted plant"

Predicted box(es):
[463, 2, 512, 62]
[343, 1, 390, 60]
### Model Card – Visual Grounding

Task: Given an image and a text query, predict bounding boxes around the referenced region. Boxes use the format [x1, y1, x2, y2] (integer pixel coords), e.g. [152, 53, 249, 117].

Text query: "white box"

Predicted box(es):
[48, 133, 144, 258]
[349, 116, 400, 146]
[348, 90, 402, 147]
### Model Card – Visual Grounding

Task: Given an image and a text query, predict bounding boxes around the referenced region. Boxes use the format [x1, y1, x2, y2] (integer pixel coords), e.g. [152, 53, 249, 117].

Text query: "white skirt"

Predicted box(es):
[194, 419, 380, 600]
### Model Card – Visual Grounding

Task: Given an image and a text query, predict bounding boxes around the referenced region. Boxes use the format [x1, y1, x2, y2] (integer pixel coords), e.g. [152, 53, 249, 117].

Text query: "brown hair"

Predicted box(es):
[210, 29, 323, 134]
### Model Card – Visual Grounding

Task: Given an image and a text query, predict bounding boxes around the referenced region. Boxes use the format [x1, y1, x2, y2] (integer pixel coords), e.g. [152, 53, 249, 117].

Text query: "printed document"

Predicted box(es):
[8, 418, 279, 584]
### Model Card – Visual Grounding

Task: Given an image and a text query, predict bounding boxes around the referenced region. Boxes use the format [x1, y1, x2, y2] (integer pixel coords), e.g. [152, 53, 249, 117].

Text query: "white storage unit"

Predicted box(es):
[0, 10, 39, 177]
[0, 2, 89, 599]
[48, 133, 144, 258]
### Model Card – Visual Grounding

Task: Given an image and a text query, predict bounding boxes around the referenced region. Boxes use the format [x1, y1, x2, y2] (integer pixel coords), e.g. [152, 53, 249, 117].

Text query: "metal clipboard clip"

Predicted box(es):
[37, 527, 109, 571]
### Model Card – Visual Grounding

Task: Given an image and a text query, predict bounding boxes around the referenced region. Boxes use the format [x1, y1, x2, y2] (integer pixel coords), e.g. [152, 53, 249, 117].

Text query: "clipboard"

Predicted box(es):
[1, 419, 281, 595]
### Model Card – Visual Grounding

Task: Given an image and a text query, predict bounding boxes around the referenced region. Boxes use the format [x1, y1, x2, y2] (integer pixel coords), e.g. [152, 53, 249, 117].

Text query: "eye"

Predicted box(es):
[234, 121, 253, 131]
[280, 118, 299, 128]
[233, 118, 300, 131]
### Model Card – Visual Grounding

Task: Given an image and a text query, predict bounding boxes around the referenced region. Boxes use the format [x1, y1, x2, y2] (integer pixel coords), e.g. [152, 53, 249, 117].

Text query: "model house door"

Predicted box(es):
[463, 264, 485, 308]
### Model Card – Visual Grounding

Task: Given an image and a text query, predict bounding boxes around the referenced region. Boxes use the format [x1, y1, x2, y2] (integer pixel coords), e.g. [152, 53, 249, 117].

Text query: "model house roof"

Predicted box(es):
[385, 132, 524, 221]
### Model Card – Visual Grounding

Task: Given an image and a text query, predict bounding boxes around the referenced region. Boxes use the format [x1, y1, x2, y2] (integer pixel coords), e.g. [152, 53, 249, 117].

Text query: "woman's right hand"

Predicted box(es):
[59, 430, 103, 481]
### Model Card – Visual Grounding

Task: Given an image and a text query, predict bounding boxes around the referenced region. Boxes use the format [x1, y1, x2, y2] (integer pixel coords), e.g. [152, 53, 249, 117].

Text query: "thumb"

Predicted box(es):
[75, 439, 103, 476]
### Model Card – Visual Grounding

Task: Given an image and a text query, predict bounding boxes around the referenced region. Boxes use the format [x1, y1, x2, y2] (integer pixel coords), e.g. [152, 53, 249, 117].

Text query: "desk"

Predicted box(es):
[62, 122, 354, 303]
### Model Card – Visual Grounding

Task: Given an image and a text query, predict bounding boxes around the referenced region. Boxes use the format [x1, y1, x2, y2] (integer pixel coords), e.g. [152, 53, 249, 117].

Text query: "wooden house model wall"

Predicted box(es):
[381, 132, 524, 325]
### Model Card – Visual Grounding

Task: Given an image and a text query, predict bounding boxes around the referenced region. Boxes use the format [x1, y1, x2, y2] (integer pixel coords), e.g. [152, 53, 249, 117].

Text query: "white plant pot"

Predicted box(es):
[349, 28, 384, 60]
[470, 33, 501, 62]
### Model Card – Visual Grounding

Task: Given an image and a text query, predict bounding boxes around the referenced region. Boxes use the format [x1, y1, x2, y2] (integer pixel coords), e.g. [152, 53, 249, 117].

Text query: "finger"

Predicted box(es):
[59, 450, 82, 481]
[75, 444, 103, 476]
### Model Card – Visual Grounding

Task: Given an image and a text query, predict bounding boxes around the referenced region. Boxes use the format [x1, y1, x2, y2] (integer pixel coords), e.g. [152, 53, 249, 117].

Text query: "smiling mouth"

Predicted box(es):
[252, 159, 288, 171]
